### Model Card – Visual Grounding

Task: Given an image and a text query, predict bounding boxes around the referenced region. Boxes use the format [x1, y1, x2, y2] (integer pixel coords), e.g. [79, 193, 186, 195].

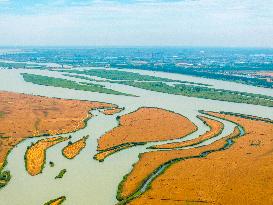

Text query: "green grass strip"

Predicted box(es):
[21, 73, 134, 96]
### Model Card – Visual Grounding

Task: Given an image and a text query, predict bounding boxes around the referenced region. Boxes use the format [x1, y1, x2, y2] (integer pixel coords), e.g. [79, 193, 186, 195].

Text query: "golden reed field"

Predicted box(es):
[126, 112, 273, 205]
[0, 91, 118, 170]
[1, 91, 273, 205]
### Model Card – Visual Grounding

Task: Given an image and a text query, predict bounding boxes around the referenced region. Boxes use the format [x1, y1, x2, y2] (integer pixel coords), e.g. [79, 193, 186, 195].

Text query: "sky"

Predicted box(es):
[0, 0, 272, 47]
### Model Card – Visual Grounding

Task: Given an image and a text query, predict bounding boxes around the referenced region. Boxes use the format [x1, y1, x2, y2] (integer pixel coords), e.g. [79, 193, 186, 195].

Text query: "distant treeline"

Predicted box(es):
[112, 64, 273, 89]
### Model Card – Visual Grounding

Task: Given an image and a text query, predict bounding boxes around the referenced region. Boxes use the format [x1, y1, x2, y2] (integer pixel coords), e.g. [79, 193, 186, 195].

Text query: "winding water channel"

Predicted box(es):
[0, 68, 272, 205]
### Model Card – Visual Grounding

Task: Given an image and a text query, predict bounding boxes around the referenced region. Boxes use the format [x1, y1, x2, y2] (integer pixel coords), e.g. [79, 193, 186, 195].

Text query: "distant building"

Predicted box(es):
[176, 62, 194, 68]
[130, 60, 148, 66]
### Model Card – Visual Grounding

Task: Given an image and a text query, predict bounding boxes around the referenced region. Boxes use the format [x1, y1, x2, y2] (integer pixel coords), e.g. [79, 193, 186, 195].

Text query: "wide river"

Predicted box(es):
[0, 68, 272, 205]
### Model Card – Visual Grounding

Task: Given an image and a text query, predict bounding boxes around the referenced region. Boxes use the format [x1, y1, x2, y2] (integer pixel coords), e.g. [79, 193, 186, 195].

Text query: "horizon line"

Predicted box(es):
[0, 45, 273, 49]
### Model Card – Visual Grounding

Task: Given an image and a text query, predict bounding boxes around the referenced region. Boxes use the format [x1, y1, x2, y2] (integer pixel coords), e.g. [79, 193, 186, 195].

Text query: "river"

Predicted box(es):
[0, 68, 272, 205]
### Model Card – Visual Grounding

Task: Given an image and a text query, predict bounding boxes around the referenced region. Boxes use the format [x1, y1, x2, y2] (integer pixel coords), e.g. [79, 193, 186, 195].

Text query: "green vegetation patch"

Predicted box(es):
[60, 69, 273, 107]
[0, 170, 11, 189]
[60, 69, 210, 86]
[117, 81, 273, 107]
[217, 111, 273, 124]
[0, 111, 5, 118]
[0, 140, 12, 189]
[49, 161, 55, 167]
[21, 73, 134, 96]
[55, 169, 67, 179]
[62, 69, 175, 81]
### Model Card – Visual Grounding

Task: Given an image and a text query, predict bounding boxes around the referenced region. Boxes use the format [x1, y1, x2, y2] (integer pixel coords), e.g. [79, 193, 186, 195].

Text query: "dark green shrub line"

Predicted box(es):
[55, 169, 67, 179]
[217, 111, 273, 124]
[94, 142, 146, 162]
[98, 142, 146, 153]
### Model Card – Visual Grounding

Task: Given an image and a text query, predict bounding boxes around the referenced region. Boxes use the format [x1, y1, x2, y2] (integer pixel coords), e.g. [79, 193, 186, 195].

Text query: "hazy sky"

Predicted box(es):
[0, 0, 272, 47]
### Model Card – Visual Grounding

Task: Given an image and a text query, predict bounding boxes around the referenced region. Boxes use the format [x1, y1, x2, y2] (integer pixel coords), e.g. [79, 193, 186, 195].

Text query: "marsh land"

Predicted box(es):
[0, 48, 272, 205]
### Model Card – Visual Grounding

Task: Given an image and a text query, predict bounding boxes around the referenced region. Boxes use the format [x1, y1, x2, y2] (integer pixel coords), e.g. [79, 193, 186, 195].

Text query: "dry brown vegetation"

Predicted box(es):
[0, 91, 118, 170]
[97, 107, 197, 151]
[62, 136, 88, 159]
[153, 115, 224, 149]
[25, 137, 68, 176]
[101, 108, 123, 115]
[119, 126, 240, 200]
[125, 112, 273, 205]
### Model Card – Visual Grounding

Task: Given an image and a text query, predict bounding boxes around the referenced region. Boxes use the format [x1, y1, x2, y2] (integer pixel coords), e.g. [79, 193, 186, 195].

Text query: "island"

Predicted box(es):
[62, 136, 89, 159]
[44, 196, 66, 205]
[95, 107, 197, 161]
[25, 137, 68, 176]
[0, 91, 120, 186]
